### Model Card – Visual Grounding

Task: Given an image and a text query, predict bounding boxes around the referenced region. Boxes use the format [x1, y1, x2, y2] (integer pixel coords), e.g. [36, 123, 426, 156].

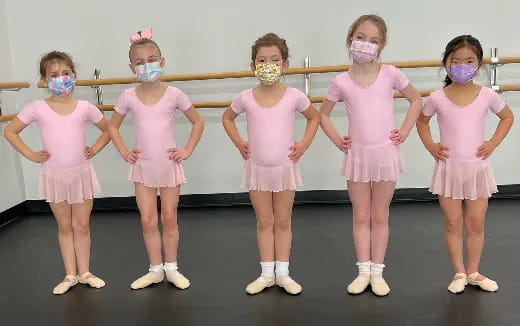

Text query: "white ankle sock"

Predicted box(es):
[149, 264, 164, 274]
[260, 261, 275, 278]
[164, 262, 181, 277]
[356, 261, 371, 274]
[275, 261, 289, 276]
[164, 262, 179, 271]
[370, 262, 385, 275]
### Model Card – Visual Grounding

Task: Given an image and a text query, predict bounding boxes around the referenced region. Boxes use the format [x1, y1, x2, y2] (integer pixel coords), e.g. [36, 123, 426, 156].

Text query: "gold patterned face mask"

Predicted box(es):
[254, 63, 282, 86]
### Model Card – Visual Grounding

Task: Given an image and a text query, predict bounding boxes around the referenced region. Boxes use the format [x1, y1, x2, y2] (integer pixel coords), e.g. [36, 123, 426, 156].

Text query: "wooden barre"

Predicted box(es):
[35, 57, 520, 87]
[2, 84, 519, 122]
[0, 82, 30, 90]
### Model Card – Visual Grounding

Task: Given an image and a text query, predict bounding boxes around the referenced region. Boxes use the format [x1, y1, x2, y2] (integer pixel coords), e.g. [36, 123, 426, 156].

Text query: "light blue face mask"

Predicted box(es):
[135, 62, 162, 82]
[47, 75, 75, 96]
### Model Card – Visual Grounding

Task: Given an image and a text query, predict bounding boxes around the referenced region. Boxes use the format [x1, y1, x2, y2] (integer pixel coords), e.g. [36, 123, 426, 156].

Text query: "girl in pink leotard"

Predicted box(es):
[4, 51, 110, 295]
[222, 33, 320, 295]
[109, 30, 204, 291]
[320, 15, 422, 296]
[417, 35, 514, 294]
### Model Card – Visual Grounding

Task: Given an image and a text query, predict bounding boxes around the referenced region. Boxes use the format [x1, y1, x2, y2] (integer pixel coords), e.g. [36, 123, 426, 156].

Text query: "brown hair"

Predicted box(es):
[346, 14, 388, 51]
[39, 51, 76, 79]
[251, 33, 289, 62]
[129, 38, 162, 61]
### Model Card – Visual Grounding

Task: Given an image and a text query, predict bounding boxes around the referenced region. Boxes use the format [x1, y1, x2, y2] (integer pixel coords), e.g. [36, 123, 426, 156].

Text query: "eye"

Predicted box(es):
[369, 40, 378, 44]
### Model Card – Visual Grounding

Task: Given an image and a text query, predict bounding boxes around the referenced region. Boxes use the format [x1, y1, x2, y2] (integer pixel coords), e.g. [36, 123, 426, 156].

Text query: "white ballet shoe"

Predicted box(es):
[370, 274, 390, 296]
[347, 262, 372, 294]
[347, 274, 371, 294]
[131, 270, 164, 290]
[245, 275, 275, 295]
[370, 263, 390, 296]
[448, 273, 468, 294]
[78, 272, 106, 289]
[275, 274, 302, 295]
[468, 272, 498, 292]
[165, 270, 190, 290]
[52, 275, 78, 295]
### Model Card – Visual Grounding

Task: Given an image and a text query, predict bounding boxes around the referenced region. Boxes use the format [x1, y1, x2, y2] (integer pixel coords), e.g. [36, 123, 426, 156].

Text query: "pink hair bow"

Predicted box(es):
[130, 28, 154, 42]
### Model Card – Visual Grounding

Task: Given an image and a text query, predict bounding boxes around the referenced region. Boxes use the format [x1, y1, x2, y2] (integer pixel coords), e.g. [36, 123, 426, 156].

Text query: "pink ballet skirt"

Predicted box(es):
[430, 159, 497, 200]
[39, 161, 101, 204]
[129, 156, 186, 188]
[242, 159, 302, 192]
[341, 141, 404, 182]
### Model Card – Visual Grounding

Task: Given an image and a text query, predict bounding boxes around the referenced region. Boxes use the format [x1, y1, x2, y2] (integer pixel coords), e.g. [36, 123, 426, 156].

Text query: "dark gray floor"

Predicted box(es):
[0, 199, 519, 326]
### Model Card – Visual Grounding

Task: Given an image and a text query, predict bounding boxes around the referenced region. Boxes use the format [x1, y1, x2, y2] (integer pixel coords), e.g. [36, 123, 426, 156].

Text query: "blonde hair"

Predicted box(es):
[129, 39, 162, 61]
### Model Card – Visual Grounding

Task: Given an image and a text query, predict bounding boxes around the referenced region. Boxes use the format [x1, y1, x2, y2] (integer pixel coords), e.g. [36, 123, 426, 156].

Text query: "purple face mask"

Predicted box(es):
[447, 64, 478, 84]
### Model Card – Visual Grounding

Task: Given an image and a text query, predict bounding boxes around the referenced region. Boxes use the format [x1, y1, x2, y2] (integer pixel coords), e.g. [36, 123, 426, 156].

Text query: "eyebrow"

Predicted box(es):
[452, 56, 477, 60]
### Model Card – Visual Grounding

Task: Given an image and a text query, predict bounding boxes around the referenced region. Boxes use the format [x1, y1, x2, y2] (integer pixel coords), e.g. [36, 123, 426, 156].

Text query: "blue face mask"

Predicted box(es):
[47, 75, 75, 96]
[135, 62, 162, 82]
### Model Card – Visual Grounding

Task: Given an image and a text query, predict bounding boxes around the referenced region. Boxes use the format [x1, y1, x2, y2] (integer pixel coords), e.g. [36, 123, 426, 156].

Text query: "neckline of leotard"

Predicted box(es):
[441, 85, 483, 109]
[250, 86, 290, 110]
[346, 64, 384, 89]
[43, 99, 80, 117]
[132, 85, 170, 107]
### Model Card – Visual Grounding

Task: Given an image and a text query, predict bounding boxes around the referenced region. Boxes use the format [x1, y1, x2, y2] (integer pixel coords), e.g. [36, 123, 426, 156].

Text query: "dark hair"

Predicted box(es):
[129, 38, 162, 62]
[442, 35, 483, 87]
[251, 33, 289, 62]
[347, 14, 388, 53]
[39, 51, 76, 79]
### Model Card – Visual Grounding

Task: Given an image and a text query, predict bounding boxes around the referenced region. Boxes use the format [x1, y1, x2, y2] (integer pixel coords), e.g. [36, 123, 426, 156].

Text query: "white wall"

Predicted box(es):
[2, 0, 519, 200]
[0, 0, 26, 211]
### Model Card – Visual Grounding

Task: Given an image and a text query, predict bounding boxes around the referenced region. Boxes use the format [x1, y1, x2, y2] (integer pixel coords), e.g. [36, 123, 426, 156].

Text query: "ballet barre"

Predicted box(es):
[0, 82, 30, 90]
[79, 84, 520, 113]
[0, 82, 30, 117]
[34, 56, 520, 88]
[1, 85, 519, 121]
[1, 54, 519, 121]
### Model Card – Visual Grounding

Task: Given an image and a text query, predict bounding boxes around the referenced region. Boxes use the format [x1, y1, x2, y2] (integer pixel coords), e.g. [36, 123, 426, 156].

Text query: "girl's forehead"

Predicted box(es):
[451, 46, 478, 58]
[131, 44, 160, 59]
[46, 60, 72, 73]
[256, 46, 282, 57]
[354, 21, 381, 37]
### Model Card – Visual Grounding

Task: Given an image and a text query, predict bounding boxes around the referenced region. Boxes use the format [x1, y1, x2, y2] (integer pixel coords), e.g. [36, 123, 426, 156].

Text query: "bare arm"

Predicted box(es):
[391, 83, 423, 144]
[416, 113, 449, 161]
[168, 106, 205, 162]
[289, 104, 320, 161]
[319, 99, 349, 152]
[476, 105, 514, 159]
[108, 111, 139, 163]
[85, 117, 110, 159]
[3, 118, 50, 163]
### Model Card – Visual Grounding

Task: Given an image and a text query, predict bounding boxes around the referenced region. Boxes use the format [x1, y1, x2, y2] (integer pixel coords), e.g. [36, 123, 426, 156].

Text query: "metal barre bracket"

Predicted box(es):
[304, 57, 311, 97]
[490, 47, 498, 87]
[91, 68, 103, 106]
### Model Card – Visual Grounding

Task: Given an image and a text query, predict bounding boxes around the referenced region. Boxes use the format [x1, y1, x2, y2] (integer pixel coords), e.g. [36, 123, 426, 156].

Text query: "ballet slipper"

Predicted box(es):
[78, 272, 106, 289]
[52, 275, 78, 295]
[246, 275, 275, 295]
[468, 272, 498, 292]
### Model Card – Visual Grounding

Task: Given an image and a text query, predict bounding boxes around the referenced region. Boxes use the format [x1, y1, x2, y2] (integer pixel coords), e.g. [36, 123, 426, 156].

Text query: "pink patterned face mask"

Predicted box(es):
[349, 40, 379, 63]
